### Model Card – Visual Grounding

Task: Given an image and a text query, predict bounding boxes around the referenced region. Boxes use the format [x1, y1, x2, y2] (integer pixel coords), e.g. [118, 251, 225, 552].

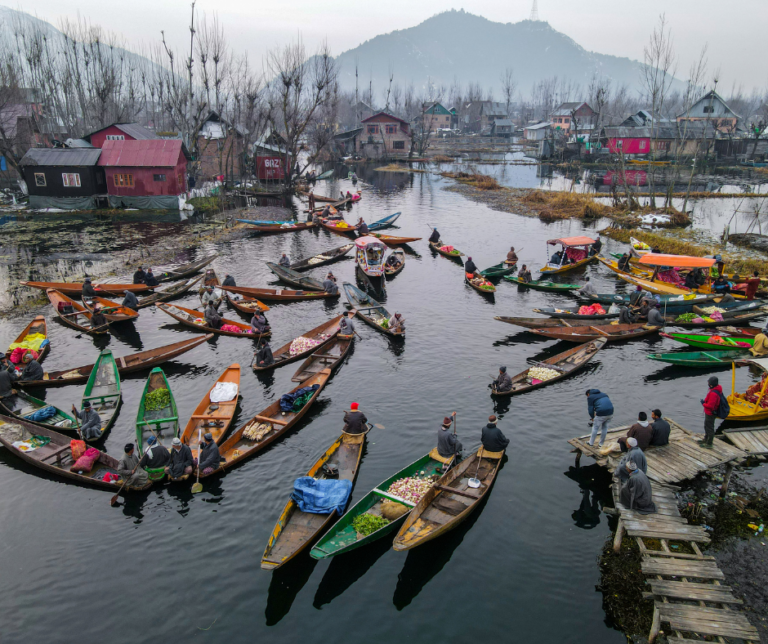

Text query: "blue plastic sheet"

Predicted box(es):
[24, 406, 57, 422]
[290, 477, 352, 515]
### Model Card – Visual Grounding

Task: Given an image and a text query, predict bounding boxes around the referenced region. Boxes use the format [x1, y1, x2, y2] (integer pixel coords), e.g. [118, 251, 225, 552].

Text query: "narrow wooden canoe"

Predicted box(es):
[136, 368, 179, 458]
[393, 448, 504, 551]
[529, 322, 660, 343]
[252, 316, 341, 372]
[367, 212, 401, 232]
[16, 335, 213, 388]
[81, 349, 121, 442]
[616, 272, 692, 296]
[291, 335, 354, 383]
[0, 389, 75, 431]
[222, 285, 335, 303]
[289, 244, 355, 271]
[0, 416, 152, 491]
[578, 292, 716, 308]
[225, 292, 270, 315]
[596, 255, 653, 279]
[310, 452, 450, 559]
[494, 316, 574, 329]
[266, 262, 325, 291]
[647, 350, 746, 367]
[692, 301, 767, 316]
[136, 275, 204, 309]
[480, 262, 517, 278]
[384, 249, 406, 278]
[491, 338, 607, 397]
[504, 276, 580, 292]
[21, 281, 151, 296]
[239, 220, 317, 234]
[465, 272, 496, 295]
[181, 364, 240, 458]
[370, 233, 422, 246]
[318, 219, 360, 236]
[47, 289, 109, 335]
[660, 331, 757, 351]
[5, 315, 50, 363]
[202, 370, 330, 479]
[343, 282, 405, 337]
[82, 295, 139, 323]
[664, 310, 768, 328]
[532, 306, 619, 321]
[155, 254, 217, 282]
[156, 302, 269, 338]
[262, 429, 368, 569]
[429, 241, 465, 260]
[539, 254, 597, 275]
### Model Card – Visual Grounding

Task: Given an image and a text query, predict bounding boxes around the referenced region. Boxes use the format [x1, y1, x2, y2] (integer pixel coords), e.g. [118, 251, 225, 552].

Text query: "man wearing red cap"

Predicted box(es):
[437, 412, 462, 459]
[343, 402, 368, 434]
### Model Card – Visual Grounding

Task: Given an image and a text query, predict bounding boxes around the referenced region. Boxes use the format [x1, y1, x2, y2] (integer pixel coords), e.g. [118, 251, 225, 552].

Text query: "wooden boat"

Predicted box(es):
[578, 292, 716, 308]
[384, 249, 406, 278]
[370, 233, 422, 246]
[238, 220, 316, 234]
[6, 316, 50, 363]
[155, 254, 217, 282]
[21, 281, 150, 296]
[532, 306, 619, 321]
[156, 302, 268, 338]
[16, 335, 212, 388]
[0, 416, 152, 492]
[355, 236, 386, 277]
[82, 295, 139, 323]
[203, 370, 330, 479]
[727, 359, 768, 421]
[692, 301, 767, 316]
[629, 236, 652, 259]
[528, 322, 660, 343]
[480, 262, 517, 278]
[310, 452, 449, 559]
[291, 335, 354, 383]
[81, 349, 121, 442]
[660, 330, 758, 351]
[664, 310, 767, 328]
[616, 272, 691, 296]
[266, 262, 325, 291]
[540, 236, 598, 275]
[47, 289, 109, 335]
[199, 268, 223, 307]
[503, 276, 580, 293]
[465, 272, 496, 296]
[367, 212, 401, 232]
[252, 316, 341, 372]
[632, 253, 747, 299]
[0, 389, 75, 431]
[491, 338, 606, 396]
[262, 429, 368, 569]
[136, 275, 204, 309]
[225, 292, 270, 315]
[597, 255, 654, 279]
[318, 218, 360, 237]
[343, 282, 404, 337]
[392, 447, 504, 551]
[180, 364, 240, 456]
[222, 285, 335, 303]
[136, 368, 179, 481]
[429, 241, 465, 261]
[494, 316, 574, 330]
[647, 350, 746, 368]
[289, 244, 354, 271]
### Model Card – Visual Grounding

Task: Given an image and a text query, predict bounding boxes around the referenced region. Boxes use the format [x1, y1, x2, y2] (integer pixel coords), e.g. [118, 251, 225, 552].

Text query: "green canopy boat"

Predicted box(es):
[81, 349, 122, 442]
[480, 262, 517, 278]
[660, 331, 757, 351]
[136, 368, 179, 481]
[504, 275, 580, 293]
[647, 350, 747, 368]
[310, 452, 449, 559]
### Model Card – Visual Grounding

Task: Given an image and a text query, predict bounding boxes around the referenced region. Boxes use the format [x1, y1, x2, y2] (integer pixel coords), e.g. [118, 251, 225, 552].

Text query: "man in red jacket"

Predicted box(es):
[700, 376, 722, 448]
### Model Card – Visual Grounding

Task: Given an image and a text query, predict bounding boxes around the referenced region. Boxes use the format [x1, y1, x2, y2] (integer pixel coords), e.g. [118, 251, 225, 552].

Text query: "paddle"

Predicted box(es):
[468, 447, 485, 488]
[110, 466, 136, 506]
[71, 405, 83, 440]
[191, 427, 203, 494]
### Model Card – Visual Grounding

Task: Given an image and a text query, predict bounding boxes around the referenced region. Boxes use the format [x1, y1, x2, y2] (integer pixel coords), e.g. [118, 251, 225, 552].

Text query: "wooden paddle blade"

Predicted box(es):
[191, 482, 203, 494]
[110, 494, 120, 506]
[373, 423, 385, 429]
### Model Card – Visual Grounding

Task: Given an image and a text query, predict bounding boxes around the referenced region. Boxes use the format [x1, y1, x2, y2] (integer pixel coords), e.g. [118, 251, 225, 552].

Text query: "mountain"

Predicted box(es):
[335, 10, 652, 99]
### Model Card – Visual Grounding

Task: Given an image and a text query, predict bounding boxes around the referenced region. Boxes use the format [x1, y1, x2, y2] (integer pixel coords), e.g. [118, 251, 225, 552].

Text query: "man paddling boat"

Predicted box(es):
[338, 310, 355, 336]
[343, 402, 367, 434]
[491, 366, 512, 393]
[198, 433, 221, 475]
[506, 247, 518, 264]
[73, 400, 102, 440]
[429, 228, 441, 244]
[437, 412, 462, 459]
[117, 443, 149, 487]
[254, 340, 274, 367]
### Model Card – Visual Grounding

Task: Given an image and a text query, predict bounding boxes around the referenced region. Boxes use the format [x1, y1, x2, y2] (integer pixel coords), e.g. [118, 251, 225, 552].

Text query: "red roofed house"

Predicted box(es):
[357, 112, 410, 158]
[84, 123, 157, 148]
[97, 139, 190, 209]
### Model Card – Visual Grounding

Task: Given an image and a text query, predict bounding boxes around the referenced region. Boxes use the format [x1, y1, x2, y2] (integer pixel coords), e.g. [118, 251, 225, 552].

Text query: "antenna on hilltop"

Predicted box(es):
[530, 0, 539, 21]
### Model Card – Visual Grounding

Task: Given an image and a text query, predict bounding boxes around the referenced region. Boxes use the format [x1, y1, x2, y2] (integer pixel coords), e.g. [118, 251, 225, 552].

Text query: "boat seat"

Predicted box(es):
[41, 444, 72, 463]
[428, 447, 454, 465]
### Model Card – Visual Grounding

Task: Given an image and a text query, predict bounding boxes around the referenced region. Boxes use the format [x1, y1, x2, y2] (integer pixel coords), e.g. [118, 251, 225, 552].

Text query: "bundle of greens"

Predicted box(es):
[674, 313, 699, 323]
[145, 387, 171, 411]
[352, 513, 390, 536]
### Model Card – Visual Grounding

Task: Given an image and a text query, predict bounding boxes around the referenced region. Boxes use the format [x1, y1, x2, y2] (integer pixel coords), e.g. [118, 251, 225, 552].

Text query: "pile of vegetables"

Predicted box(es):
[352, 513, 390, 536]
[308, 255, 332, 265]
[698, 306, 725, 314]
[674, 312, 700, 323]
[528, 366, 560, 382]
[478, 283, 495, 291]
[145, 387, 171, 411]
[378, 318, 390, 329]
[388, 475, 437, 504]
[243, 421, 272, 441]
[289, 334, 329, 356]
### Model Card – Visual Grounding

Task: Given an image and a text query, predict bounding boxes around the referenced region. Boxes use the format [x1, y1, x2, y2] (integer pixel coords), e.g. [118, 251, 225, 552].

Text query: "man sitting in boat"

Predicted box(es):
[122, 290, 139, 310]
[429, 228, 441, 244]
[578, 277, 597, 297]
[321, 205, 332, 219]
[118, 443, 150, 488]
[139, 435, 171, 470]
[204, 301, 223, 330]
[90, 305, 108, 330]
[619, 461, 656, 514]
[749, 326, 768, 357]
[198, 433, 222, 475]
[712, 275, 730, 294]
[550, 250, 563, 265]
[650, 410, 671, 446]
[251, 311, 270, 335]
[254, 339, 275, 367]
[481, 415, 509, 452]
[133, 266, 147, 284]
[72, 400, 102, 440]
[492, 366, 513, 393]
[20, 352, 43, 382]
[357, 218, 369, 235]
[628, 286, 646, 307]
[82, 277, 97, 299]
[683, 270, 698, 290]
[518, 265, 532, 283]
[323, 272, 339, 295]
[144, 269, 159, 287]
[389, 313, 405, 333]
[646, 302, 665, 327]
[386, 254, 402, 270]
[343, 402, 367, 434]
[278, 254, 291, 268]
[338, 311, 355, 336]
[617, 254, 631, 272]
[201, 286, 222, 309]
[0, 357, 19, 404]
[464, 257, 478, 279]
[506, 247, 518, 264]
[222, 273, 236, 287]
[589, 238, 602, 256]
[437, 413, 462, 458]
[166, 437, 194, 480]
[618, 306, 636, 325]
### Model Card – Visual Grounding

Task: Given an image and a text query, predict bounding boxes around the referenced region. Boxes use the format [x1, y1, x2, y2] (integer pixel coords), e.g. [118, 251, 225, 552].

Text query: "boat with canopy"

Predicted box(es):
[355, 236, 386, 278]
[727, 357, 768, 421]
[540, 237, 598, 275]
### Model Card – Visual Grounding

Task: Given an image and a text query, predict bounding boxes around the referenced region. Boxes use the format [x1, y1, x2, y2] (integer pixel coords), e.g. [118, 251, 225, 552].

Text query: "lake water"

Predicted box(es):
[0, 166, 764, 643]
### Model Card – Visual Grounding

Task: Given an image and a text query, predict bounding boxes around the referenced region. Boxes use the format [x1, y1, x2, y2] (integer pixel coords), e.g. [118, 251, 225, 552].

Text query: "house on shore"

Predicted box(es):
[196, 111, 245, 182]
[492, 119, 514, 137]
[84, 123, 156, 148]
[523, 122, 551, 141]
[677, 91, 740, 132]
[253, 131, 290, 181]
[19, 148, 105, 209]
[356, 112, 411, 158]
[421, 103, 452, 132]
[549, 102, 596, 133]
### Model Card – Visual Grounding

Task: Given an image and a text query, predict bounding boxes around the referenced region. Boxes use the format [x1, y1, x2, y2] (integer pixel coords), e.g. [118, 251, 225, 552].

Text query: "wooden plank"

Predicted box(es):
[642, 560, 724, 579]
[641, 549, 714, 561]
[628, 529, 710, 543]
[659, 615, 758, 639]
[656, 603, 752, 622]
[648, 580, 742, 604]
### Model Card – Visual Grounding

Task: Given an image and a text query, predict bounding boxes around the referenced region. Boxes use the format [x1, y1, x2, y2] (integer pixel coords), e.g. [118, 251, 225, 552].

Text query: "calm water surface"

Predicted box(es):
[1, 168, 763, 644]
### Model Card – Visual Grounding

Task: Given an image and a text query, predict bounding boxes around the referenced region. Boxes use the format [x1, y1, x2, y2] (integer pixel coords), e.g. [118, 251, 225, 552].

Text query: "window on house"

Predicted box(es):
[385, 124, 397, 134]
[703, 106, 714, 114]
[106, 135, 125, 140]
[113, 173, 134, 187]
[639, 140, 647, 150]
[34, 173, 46, 187]
[62, 173, 81, 187]
[153, 174, 166, 182]
[393, 140, 405, 150]
[367, 125, 379, 134]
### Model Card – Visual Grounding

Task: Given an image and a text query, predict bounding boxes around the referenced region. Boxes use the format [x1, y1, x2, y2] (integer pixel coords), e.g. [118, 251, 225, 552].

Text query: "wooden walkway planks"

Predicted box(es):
[723, 426, 768, 455]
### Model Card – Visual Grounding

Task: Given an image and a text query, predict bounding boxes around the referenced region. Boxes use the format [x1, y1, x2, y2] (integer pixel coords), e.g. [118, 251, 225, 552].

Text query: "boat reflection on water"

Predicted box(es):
[265, 552, 318, 626]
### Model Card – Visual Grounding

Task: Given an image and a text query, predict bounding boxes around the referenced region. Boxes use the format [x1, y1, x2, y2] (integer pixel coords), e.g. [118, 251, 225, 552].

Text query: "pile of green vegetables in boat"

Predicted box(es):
[145, 388, 171, 411]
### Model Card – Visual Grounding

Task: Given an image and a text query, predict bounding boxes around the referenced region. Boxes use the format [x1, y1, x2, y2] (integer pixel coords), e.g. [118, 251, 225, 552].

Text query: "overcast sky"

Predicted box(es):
[11, 0, 767, 93]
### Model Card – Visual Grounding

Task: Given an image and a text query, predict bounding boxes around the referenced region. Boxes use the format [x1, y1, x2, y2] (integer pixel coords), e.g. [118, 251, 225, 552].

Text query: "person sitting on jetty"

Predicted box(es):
[429, 227, 441, 244]
[389, 312, 405, 333]
[343, 402, 367, 434]
[506, 247, 518, 264]
[650, 409, 671, 446]
[481, 415, 509, 452]
[222, 273, 236, 287]
[618, 305, 636, 325]
[133, 266, 147, 284]
[464, 256, 477, 279]
[437, 412, 461, 459]
[204, 301, 223, 330]
[518, 265, 533, 283]
[617, 253, 631, 272]
[72, 400, 102, 440]
[117, 443, 149, 487]
[144, 269, 159, 287]
[251, 311, 270, 336]
[90, 305, 108, 330]
[586, 389, 614, 447]
[357, 218, 369, 235]
[278, 253, 291, 268]
[166, 437, 194, 480]
[122, 290, 139, 310]
[198, 433, 221, 475]
[646, 302, 665, 327]
[619, 461, 656, 514]
[82, 277, 97, 299]
[618, 412, 653, 452]
[139, 435, 171, 470]
[254, 339, 274, 367]
[578, 277, 596, 297]
[491, 366, 512, 393]
[339, 310, 355, 336]
[323, 272, 339, 295]
[615, 437, 647, 481]
[20, 353, 43, 382]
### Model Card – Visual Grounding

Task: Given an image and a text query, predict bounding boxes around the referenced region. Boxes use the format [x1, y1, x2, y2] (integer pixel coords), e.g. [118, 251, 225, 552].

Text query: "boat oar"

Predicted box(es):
[191, 427, 203, 494]
[467, 447, 485, 488]
[71, 405, 83, 440]
[110, 467, 136, 506]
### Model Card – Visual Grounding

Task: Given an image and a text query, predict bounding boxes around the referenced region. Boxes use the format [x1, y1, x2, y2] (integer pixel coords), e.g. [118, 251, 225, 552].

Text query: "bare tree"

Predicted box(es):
[500, 67, 516, 118]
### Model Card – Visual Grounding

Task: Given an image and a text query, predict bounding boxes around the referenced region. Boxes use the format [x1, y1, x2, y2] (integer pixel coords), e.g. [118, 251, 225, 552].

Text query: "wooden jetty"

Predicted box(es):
[722, 426, 768, 456]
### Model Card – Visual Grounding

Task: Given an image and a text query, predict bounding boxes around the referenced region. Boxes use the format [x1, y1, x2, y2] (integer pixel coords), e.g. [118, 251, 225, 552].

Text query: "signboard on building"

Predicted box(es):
[256, 156, 286, 181]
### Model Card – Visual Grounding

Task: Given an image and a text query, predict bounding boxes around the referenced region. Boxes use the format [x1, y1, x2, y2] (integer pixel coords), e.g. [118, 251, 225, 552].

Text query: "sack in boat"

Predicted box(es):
[220, 324, 243, 333]
[440, 245, 455, 252]
[71, 439, 87, 461]
[70, 447, 101, 472]
[380, 500, 409, 520]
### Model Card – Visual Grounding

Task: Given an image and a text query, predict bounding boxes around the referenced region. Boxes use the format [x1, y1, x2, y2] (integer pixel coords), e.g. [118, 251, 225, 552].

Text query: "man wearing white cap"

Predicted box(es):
[166, 437, 194, 479]
[619, 461, 656, 514]
[615, 437, 647, 482]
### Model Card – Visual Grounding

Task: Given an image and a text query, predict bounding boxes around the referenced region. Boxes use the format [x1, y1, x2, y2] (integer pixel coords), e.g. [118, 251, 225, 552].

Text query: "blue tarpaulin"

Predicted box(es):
[290, 477, 352, 515]
[279, 384, 319, 412]
[24, 406, 57, 422]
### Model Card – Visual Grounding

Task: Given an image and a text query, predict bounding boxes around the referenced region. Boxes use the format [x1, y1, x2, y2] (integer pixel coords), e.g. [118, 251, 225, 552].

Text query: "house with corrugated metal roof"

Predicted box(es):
[97, 139, 190, 209]
[19, 147, 105, 209]
[84, 123, 157, 148]
[549, 102, 595, 133]
[677, 90, 740, 132]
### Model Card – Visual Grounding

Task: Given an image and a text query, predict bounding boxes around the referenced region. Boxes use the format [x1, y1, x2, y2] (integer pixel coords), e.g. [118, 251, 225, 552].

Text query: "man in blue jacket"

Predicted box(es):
[586, 389, 614, 447]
